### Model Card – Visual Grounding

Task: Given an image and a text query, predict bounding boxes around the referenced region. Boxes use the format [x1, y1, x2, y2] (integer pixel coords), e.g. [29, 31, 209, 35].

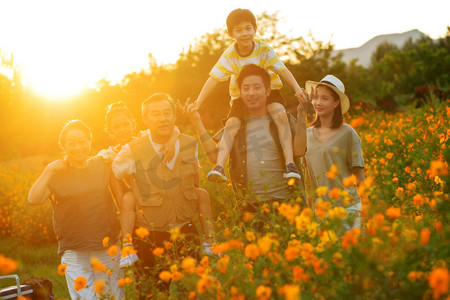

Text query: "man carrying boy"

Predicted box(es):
[183, 65, 308, 216]
[191, 8, 304, 184]
[112, 93, 203, 294]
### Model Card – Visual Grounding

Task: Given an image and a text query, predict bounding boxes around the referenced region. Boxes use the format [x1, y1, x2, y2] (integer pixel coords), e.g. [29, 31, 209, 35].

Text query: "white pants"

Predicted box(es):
[343, 201, 363, 233]
[61, 248, 123, 300]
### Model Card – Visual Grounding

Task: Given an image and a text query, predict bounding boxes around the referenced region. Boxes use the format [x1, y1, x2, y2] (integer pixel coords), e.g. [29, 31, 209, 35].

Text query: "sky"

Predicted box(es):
[0, 0, 449, 100]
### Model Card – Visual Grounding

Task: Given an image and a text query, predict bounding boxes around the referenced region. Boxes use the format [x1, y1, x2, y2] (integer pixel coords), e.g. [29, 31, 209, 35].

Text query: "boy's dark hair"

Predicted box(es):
[237, 64, 271, 90]
[142, 93, 176, 118]
[226, 8, 256, 32]
[311, 85, 343, 128]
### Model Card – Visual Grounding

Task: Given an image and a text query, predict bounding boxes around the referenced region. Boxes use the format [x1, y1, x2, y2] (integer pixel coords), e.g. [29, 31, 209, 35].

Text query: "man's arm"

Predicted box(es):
[112, 144, 135, 180]
[193, 76, 220, 110]
[293, 94, 308, 157]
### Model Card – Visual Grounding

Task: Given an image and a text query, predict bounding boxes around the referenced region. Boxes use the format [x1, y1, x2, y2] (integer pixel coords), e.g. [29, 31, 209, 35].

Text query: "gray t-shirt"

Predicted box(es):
[246, 115, 289, 201]
[305, 124, 365, 207]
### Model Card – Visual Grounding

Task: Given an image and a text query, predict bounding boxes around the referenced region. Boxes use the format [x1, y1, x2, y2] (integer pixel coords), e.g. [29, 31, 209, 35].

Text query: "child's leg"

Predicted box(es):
[267, 102, 294, 165]
[208, 116, 241, 182]
[195, 188, 215, 243]
[120, 191, 136, 241]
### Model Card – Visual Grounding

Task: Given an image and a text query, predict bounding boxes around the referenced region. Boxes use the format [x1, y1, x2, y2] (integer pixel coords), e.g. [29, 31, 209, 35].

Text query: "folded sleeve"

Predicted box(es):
[112, 144, 135, 180]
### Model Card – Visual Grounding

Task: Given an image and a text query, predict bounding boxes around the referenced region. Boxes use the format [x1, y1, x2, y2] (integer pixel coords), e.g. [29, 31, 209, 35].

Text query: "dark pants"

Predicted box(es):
[134, 222, 200, 296]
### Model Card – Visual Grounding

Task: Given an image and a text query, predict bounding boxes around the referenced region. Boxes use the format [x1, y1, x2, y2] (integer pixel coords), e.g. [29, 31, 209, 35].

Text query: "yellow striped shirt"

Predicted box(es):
[209, 39, 286, 104]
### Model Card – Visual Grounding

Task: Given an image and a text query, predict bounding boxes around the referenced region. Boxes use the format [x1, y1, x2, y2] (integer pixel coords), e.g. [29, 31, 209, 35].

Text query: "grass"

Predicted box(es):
[0, 238, 70, 299]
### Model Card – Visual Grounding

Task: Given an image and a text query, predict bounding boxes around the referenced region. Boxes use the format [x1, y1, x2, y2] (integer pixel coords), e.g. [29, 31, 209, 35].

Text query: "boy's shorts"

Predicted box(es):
[226, 89, 285, 120]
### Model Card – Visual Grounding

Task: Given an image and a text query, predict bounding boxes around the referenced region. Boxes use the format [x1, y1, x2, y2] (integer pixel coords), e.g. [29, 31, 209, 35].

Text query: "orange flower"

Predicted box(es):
[107, 245, 119, 256]
[182, 256, 196, 274]
[420, 228, 431, 246]
[242, 212, 254, 222]
[277, 203, 300, 224]
[57, 264, 67, 276]
[315, 201, 330, 219]
[102, 236, 109, 247]
[200, 256, 209, 267]
[152, 247, 164, 257]
[217, 255, 229, 273]
[94, 279, 105, 294]
[386, 206, 401, 218]
[343, 175, 358, 187]
[121, 245, 137, 258]
[284, 245, 299, 261]
[90, 257, 106, 273]
[327, 206, 348, 220]
[158, 270, 172, 282]
[326, 164, 339, 179]
[407, 271, 423, 282]
[118, 277, 133, 287]
[279, 284, 300, 300]
[428, 267, 449, 299]
[245, 244, 260, 260]
[328, 187, 341, 199]
[188, 291, 196, 299]
[135, 227, 150, 239]
[172, 271, 183, 281]
[386, 152, 394, 159]
[0, 254, 18, 275]
[73, 276, 87, 291]
[211, 242, 230, 255]
[246, 231, 256, 242]
[257, 235, 274, 254]
[413, 194, 425, 207]
[293, 266, 309, 282]
[255, 285, 272, 300]
[342, 228, 361, 249]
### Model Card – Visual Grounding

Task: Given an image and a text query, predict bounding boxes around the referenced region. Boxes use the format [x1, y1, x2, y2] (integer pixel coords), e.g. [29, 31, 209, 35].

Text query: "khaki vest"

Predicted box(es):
[129, 133, 199, 231]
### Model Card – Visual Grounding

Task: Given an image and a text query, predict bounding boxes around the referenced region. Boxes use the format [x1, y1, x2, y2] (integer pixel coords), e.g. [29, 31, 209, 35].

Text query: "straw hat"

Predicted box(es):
[305, 75, 350, 114]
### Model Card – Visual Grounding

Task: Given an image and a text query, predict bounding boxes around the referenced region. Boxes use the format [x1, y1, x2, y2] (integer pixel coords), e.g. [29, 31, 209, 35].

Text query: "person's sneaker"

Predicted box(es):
[207, 165, 227, 183]
[119, 253, 138, 269]
[202, 241, 214, 256]
[283, 163, 302, 181]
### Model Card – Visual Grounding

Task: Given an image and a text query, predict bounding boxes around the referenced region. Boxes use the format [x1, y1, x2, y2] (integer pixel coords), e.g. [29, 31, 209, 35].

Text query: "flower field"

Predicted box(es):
[1, 99, 449, 299]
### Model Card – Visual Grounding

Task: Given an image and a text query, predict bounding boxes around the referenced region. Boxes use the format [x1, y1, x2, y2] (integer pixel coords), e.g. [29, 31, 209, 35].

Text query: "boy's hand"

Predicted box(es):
[178, 99, 201, 124]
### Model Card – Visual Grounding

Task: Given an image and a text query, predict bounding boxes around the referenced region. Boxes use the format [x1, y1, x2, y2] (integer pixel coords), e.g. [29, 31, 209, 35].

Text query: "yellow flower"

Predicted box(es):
[118, 277, 133, 287]
[169, 227, 185, 241]
[257, 235, 273, 254]
[246, 231, 256, 242]
[327, 206, 348, 220]
[316, 186, 328, 197]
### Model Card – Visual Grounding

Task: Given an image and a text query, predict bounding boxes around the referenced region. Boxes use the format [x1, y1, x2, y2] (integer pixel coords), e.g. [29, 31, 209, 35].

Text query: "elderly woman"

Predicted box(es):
[28, 119, 123, 299]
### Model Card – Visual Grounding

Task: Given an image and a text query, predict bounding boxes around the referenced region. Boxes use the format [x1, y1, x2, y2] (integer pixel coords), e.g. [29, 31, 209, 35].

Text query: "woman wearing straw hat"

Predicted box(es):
[304, 75, 366, 232]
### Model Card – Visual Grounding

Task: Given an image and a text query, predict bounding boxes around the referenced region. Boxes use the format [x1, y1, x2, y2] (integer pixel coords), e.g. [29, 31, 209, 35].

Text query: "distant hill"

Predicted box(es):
[333, 29, 426, 67]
